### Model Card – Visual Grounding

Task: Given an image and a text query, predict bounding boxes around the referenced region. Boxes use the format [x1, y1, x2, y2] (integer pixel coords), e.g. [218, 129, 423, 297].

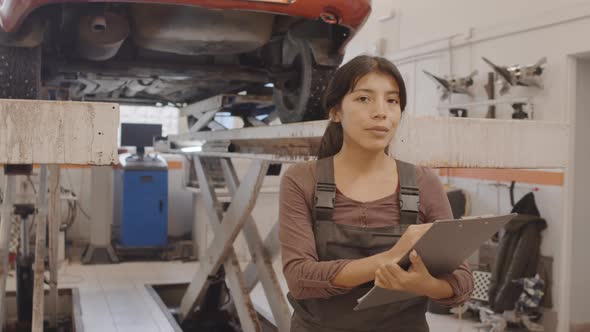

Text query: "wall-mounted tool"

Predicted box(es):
[484, 72, 496, 119]
[449, 108, 468, 118]
[511, 102, 529, 119]
[482, 57, 547, 95]
[423, 70, 478, 101]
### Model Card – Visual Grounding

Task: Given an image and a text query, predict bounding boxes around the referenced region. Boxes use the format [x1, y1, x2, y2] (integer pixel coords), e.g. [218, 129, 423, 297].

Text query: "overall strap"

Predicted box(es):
[313, 158, 420, 225]
[313, 157, 336, 222]
[396, 160, 421, 224]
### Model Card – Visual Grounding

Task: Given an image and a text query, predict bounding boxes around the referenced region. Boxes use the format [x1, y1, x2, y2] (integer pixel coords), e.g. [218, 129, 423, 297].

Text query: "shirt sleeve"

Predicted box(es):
[279, 163, 353, 300]
[418, 167, 474, 307]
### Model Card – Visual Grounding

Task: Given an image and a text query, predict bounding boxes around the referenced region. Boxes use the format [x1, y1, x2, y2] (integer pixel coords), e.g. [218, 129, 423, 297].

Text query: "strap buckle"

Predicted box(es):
[400, 186, 420, 213]
[315, 183, 336, 209]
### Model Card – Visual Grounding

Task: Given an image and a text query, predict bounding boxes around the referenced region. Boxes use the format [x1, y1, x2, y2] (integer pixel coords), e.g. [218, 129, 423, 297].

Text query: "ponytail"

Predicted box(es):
[316, 121, 343, 159]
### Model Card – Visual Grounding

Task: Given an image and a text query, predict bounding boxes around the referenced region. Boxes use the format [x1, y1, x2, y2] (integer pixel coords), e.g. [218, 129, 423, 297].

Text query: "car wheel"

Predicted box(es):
[273, 37, 334, 124]
[0, 46, 41, 99]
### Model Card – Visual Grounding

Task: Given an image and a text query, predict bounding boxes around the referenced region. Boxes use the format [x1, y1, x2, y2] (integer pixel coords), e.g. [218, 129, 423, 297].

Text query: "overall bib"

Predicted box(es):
[288, 157, 430, 332]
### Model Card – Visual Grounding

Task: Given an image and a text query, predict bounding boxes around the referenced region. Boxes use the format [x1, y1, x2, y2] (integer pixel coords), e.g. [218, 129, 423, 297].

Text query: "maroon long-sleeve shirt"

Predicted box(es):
[279, 160, 474, 306]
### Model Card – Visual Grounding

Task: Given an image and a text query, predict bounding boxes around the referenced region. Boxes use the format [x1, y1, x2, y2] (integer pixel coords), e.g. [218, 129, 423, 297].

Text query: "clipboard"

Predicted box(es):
[354, 213, 516, 311]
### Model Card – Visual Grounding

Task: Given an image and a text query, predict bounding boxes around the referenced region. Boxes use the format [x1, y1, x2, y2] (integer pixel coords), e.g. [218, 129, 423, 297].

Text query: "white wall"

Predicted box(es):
[342, 1, 590, 329]
[396, 0, 589, 50]
[569, 58, 590, 326]
[345, 0, 590, 59]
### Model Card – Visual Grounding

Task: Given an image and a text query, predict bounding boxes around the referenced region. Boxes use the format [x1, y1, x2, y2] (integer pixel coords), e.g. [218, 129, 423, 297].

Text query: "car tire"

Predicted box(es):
[273, 37, 334, 124]
[0, 46, 41, 99]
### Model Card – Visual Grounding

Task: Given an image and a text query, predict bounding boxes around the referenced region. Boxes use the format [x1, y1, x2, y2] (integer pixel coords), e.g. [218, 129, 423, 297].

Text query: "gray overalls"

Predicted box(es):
[288, 157, 430, 332]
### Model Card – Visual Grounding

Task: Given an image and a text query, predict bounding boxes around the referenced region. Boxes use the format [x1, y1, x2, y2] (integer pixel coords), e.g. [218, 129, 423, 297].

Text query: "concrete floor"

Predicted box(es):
[6, 260, 483, 332]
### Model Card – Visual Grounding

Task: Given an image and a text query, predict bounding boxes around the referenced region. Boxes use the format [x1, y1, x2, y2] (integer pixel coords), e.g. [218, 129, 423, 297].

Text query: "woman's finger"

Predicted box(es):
[376, 268, 395, 289]
[383, 263, 400, 280]
[410, 250, 430, 275]
[375, 274, 385, 288]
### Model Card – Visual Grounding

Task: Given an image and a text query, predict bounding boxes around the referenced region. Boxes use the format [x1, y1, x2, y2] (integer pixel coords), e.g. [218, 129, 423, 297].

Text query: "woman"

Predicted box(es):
[279, 55, 474, 332]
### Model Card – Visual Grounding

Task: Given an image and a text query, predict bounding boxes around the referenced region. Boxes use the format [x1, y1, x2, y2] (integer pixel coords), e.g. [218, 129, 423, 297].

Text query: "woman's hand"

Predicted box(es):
[375, 250, 454, 300]
[381, 223, 433, 264]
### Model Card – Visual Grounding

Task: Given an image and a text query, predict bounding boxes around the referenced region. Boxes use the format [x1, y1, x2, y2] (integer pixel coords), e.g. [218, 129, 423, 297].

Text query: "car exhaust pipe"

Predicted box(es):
[91, 16, 107, 32]
[77, 12, 129, 61]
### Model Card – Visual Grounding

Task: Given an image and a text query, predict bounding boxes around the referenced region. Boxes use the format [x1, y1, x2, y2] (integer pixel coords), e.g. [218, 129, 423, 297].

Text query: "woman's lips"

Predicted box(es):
[366, 126, 390, 136]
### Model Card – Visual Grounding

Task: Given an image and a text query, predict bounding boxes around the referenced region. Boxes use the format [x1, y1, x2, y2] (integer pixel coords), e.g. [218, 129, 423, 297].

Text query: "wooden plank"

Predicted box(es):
[32, 166, 48, 332]
[0, 175, 15, 331]
[0, 99, 119, 165]
[221, 159, 291, 331]
[166, 116, 569, 169]
[438, 168, 565, 186]
[47, 165, 60, 328]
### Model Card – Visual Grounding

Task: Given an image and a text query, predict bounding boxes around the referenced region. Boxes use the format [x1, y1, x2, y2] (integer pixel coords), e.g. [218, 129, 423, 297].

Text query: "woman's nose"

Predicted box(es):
[371, 100, 388, 118]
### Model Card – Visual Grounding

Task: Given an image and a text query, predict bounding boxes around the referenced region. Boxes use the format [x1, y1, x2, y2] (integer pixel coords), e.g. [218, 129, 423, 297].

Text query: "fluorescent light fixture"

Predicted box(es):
[264, 83, 274, 88]
[181, 146, 202, 153]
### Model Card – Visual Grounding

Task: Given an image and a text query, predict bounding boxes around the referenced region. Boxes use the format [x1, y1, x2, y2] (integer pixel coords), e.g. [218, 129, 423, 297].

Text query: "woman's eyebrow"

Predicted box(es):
[352, 88, 399, 95]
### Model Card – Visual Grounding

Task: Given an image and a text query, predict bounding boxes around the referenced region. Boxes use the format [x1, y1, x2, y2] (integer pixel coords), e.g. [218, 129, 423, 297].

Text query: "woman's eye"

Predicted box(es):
[388, 99, 399, 104]
[356, 96, 370, 103]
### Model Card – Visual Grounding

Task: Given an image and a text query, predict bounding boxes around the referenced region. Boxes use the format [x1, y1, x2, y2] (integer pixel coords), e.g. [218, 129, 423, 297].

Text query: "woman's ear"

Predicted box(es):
[329, 107, 341, 123]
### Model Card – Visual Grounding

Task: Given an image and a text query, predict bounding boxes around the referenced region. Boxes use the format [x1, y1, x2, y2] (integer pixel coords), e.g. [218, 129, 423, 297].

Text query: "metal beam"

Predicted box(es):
[32, 166, 48, 332]
[163, 116, 570, 169]
[180, 94, 275, 118]
[47, 165, 60, 328]
[243, 222, 281, 293]
[181, 95, 224, 117]
[180, 157, 268, 331]
[82, 166, 118, 264]
[191, 155, 261, 331]
[0, 173, 15, 331]
[170, 119, 327, 143]
[198, 159, 268, 276]
[56, 61, 269, 83]
[0, 99, 119, 165]
[220, 159, 291, 331]
[31, 213, 47, 332]
[189, 110, 219, 133]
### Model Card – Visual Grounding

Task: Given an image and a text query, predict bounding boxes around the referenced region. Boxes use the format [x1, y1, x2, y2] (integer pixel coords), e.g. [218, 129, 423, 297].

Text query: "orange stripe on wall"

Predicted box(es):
[167, 161, 183, 170]
[27, 164, 92, 169]
[438, 168, 564, 186]
[3, 161, 184, 170]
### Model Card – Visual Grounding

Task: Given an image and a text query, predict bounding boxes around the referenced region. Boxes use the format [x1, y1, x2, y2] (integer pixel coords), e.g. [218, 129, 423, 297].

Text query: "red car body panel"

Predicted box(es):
[0, 0, 371, 34]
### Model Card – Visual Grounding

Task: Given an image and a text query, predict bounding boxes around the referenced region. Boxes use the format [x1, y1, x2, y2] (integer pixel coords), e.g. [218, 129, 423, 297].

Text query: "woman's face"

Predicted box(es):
[331, 72, 402, 153]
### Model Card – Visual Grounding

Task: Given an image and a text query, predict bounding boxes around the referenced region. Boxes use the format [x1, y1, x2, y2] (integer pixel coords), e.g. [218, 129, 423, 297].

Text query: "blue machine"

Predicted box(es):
[113, 153, 168, 247]
[113, 122, 168, 248]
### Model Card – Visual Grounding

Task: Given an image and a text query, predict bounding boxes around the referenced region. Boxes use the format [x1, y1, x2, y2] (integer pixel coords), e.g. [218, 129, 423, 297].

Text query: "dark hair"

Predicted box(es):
[316, 55, 407, 159]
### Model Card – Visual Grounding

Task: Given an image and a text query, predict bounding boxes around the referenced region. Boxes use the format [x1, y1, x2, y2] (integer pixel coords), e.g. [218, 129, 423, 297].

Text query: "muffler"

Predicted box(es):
[78, 12, 129, 61]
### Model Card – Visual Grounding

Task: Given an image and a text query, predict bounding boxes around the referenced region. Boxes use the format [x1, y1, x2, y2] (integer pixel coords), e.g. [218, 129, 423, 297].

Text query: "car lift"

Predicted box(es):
[0, 99, 119, 332]
[156, 94, 569, 331]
